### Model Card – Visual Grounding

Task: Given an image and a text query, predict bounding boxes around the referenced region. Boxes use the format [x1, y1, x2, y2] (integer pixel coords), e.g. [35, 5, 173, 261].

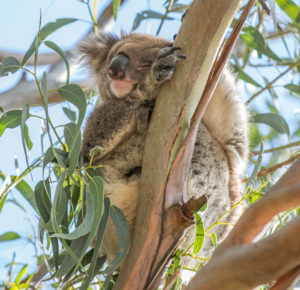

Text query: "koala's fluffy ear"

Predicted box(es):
[78, 32, 120, 71]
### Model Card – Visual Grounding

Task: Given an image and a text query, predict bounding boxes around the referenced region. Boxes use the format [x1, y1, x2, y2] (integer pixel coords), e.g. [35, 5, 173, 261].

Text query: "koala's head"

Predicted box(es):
[79, 32, 172, 100]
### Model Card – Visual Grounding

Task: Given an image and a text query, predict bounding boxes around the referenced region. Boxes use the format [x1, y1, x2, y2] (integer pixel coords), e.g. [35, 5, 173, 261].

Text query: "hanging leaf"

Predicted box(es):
[35, 180, 52, 223]
[247, 143, 264, 187]
[64, 122, 82, 174]
[44, 41, 70, 85]
[55, 176, 104, 279]
[251, 113, 290, 135]
[193, 212, 205, 255]
[0, 56, 20, 77]
[21, 105, 31, 170]
[22, 18, 77, 65]
[241, 27, 281, 61]
[80, 197, 110, 289]
[104, 206, 130, 274]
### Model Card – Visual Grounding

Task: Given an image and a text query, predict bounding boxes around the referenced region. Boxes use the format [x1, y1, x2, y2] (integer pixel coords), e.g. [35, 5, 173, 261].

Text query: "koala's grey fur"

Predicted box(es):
[79, 32, 248, 262]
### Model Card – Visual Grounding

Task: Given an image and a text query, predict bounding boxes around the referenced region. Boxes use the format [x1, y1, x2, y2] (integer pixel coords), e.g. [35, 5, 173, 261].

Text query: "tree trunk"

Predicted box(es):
[115, 0, 243, 288]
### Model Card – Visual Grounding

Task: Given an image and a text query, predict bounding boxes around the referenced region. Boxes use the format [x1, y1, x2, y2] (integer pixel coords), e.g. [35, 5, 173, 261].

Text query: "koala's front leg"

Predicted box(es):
[132, 46, 185, 101]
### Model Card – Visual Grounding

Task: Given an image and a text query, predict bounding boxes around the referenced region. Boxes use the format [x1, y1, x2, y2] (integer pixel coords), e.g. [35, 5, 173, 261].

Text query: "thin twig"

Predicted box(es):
[251, 140, 300, 156]
[246, 59, 300, 104]
[242, 153, 300, 183]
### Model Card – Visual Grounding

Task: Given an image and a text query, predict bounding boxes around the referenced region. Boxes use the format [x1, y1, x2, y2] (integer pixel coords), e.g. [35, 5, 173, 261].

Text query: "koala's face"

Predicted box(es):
[79, 33, 172, 99]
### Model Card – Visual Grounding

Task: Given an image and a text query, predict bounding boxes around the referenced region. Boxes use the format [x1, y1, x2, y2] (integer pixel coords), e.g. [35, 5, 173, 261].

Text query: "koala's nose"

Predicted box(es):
[108, 54, 129, 80]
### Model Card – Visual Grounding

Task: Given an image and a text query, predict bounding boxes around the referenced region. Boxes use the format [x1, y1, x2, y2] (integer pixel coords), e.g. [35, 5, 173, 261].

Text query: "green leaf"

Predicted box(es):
[104, 206, 130, 274]
[241, 27, 281, 61]
[14, 178, 37, 211]
[0, 172, 37, 212]
[284, 84, 300, 95]
[55, 176, 104, 279]
[247, 143, 264, 187]
[0, 56, 20, 77]
[35, 180, 52, 223]
[193, 212, 204, 255]
[21, 105, 30, 169]
[62, 107, 76, 122]
[23, 124, 33, 150]
[81, 198, 110, 289]
[57, 84, 86, 126]
[44, 41, 70, 85]
[15, 264, 27, 284]
[252, 113, 290, 135]
[64, 122, 82, 173]
[132, 10, 173, 30]
[0, 193, 7, 214]
[22, 18, 77, 65]
[113, 0, 121, 19]
[276, 0, 300, 23]
[53, 148, 69, 168]
[0, 110, 30, 137]
[232, 64, 262, 87]
[0, 231, 20, 242]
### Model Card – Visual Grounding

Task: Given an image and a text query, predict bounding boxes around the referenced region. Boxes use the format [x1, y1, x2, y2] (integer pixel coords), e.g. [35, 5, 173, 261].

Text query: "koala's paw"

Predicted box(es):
[153, 46, 185, 82]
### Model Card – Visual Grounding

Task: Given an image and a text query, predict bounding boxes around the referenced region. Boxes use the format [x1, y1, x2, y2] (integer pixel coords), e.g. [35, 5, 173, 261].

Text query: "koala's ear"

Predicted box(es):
[78, 32, 120, 68]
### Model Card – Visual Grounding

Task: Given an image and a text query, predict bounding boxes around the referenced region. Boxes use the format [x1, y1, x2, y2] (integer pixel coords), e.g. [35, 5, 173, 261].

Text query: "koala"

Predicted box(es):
[79, 32, 248, 263]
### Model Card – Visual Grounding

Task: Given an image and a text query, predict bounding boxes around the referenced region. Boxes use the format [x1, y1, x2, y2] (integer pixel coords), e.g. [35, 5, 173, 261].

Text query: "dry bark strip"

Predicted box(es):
[186, 159, 300, 289]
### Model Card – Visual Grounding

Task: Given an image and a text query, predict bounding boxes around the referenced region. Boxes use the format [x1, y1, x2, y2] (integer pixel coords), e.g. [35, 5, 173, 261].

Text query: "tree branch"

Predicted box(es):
[186, 158, 300, 289]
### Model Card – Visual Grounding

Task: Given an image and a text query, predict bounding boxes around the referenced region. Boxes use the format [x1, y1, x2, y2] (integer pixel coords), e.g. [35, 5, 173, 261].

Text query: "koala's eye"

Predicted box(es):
[137, 61, 152, 71]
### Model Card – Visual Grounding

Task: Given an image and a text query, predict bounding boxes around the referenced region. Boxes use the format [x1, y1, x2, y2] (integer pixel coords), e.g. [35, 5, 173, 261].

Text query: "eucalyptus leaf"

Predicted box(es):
[241, 27, 281, 61]
[247, 143, 264, 187]
[0, 231, 20, 242]
[232, 64, 262, 87]
[104, 206, 130, 274]
[0, 110, 30, 137]
[62, 107, 77, 122]
[44, 41, 70, 85]
[284, 84, 300, 95]
[58, 84, 86, 126]
[113, 0, 121, 19]
[21, 105, 30, 169]
[55, 176, 104, 279]
[64, 122, 82, 174]
[252, 113, 290, 135]
[22, 18, 77, 65]
[35, 180, 52, 223]
[193, 212, 204, 255]
[275, 0, 300, 24]
[0, 56, 20, 77]
[80, 197, 110, 289]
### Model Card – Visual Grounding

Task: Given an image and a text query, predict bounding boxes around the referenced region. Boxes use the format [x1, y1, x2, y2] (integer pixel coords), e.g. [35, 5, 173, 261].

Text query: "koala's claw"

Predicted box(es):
[154, 46, 185, 82]
[157, 46, 181, 59]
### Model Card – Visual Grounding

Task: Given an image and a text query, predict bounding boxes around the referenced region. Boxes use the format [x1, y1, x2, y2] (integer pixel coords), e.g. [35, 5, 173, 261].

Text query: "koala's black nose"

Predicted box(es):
[108, 54, 129, 80]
